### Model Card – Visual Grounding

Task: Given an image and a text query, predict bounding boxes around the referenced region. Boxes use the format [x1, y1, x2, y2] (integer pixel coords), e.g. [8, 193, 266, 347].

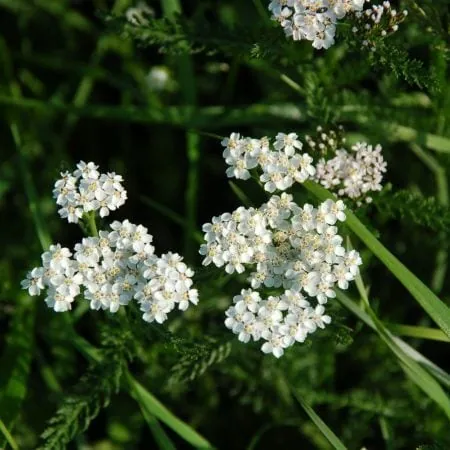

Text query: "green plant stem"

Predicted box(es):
[291, 390, 348, 450]
[352, 275, 450, 420]
[85, 211, 99, 237]
[10, 120, 51, 250]
[161, 0, 199, 263]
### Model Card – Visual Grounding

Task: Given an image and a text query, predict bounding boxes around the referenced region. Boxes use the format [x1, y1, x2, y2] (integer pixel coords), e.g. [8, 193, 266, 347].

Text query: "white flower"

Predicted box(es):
[21, 267, 45, 296]
[274, 132, 303, 156]
[53, 161, 127, 224]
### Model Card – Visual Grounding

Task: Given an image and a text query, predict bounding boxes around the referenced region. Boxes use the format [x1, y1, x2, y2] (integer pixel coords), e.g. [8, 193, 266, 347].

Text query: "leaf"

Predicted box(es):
[126, 372, 213, 449]
[337, 289, 450, 419]
[291, 390, 347, 450]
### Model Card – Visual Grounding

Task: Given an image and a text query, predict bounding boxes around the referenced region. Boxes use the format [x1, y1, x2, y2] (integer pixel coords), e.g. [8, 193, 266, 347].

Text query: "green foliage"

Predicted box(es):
[374, 188, 450, 237]
[169, 340, 232, 384]
[38, 325, 134, 450]
[1, 0, 450, 448]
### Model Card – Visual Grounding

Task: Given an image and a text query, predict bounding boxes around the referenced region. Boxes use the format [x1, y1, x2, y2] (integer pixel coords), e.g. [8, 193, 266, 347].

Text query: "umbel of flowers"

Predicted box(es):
[222, 129, 386, 205]
[199, 129, 374, 357]
[268, 0, 407, 50]
[200, 194, 362, 357]
[22, 162, 198, 324]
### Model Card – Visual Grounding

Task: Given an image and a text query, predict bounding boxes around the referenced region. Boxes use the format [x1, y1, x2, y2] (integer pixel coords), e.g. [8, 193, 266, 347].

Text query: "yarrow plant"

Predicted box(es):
[200, 193, 362, 357]
[200, 129, 371, 357]
[221, 129, 386, 204]
[268, 0, 406, 50]
[22, 162, 198, 324]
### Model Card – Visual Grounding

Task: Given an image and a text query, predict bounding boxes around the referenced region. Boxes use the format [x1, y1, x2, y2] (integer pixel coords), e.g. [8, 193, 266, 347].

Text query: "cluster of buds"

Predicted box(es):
[305, 125, 347, 156]
[351, 1, 408, 50]
[314, 142, 386, 204]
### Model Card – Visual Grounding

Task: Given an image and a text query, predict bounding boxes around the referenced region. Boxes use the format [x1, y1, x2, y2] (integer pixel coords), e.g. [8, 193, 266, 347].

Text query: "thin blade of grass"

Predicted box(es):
[138, 408, 177, 450]
[140, 195, 203, 243]
[291, 390, 347, 450]
[336, 291, 450, 388]
[385, 323, 449, 342]
[303, 180, 450, 339]
[229, 181, 254, 207]
[346, 275, 450, 419]
[0, 418, 19, 450]
[126, 372, 213, 449]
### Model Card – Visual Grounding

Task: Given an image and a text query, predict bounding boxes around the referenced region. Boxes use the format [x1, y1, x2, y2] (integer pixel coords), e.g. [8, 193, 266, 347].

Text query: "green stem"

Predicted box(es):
[10, 120, 51, 250]
[85, 211, 99, 237]
[161, 0, 199, 263]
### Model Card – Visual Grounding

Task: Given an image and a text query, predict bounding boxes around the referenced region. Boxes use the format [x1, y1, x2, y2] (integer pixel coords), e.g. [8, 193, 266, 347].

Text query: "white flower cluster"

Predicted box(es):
[222, 132, 316, 192]
[268, 0, 366, 49]
[314, 142, 387, 204]
[21, 220, 198, 323]
[200, 193, 362, 357]
[351, 1, 408, 50]
[53, 161, 127, 223]
[222, 131, 386, 203]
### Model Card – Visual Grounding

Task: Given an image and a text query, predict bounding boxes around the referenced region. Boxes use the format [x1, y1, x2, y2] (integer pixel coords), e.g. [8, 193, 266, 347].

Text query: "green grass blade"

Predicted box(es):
[291, 390, 347, 450]
[337, 282, 450, 419]
[303, 181, 450, 338]
[385, 324, 450, 342]
[126, 372, 213, 449]
[0, 418, 19, 450]
[229, 181, 254, 207]
[139, 409, 177, 450]
[10, 121, 51, 249]
[336, 291, 450, 388]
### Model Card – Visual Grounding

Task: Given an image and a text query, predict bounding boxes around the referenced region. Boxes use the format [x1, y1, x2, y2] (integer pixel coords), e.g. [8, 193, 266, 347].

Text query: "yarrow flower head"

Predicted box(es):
[268, 0, 367, 49]
[221, 132, 316, 193]
[53, 161, 127, 223]
[200, 193, 362, 357]
[268, 1, 406, 50]
[24, 160, 199, 325]
[314, 141, 387, 204]
[22, 220, 198, 323]
[222, 129, 386, 204]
